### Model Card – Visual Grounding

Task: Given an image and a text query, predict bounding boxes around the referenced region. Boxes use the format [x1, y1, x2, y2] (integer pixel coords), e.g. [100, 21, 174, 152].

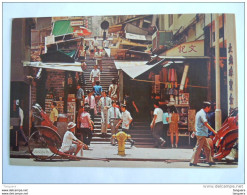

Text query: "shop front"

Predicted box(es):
[24, 61, 84, 137]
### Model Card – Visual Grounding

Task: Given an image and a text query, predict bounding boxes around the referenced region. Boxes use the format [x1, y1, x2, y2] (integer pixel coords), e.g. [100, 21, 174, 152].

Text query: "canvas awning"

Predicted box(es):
[159, 56, 210, 60]
[52, 20, 74, 36]
[23, 61, 83, 72]
[114, 60, 167, 79]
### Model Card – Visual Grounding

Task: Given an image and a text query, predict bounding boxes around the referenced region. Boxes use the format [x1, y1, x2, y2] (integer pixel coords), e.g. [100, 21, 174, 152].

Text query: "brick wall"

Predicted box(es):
[46, 70, 65, 99]
[30, 69, 65, 105]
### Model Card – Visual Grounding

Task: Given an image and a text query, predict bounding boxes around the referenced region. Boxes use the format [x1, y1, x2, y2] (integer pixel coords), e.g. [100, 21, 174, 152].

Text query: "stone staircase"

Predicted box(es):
[83, 53, 155, 148]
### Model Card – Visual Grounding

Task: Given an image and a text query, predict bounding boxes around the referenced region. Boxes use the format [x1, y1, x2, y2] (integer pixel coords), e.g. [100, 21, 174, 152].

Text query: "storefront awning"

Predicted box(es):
[114, 60, 166, 79]
[52, 20, 74, 36]
[23, 61, 83, 72]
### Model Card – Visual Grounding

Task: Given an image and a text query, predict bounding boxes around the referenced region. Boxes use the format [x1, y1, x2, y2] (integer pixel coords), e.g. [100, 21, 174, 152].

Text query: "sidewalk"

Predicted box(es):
[10, 143, 194, 162]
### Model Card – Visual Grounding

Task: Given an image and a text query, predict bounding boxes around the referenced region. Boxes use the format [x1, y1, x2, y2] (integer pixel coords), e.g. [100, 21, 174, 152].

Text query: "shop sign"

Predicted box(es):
[163, 40, 204, 57]
[70, 21, 84, 26]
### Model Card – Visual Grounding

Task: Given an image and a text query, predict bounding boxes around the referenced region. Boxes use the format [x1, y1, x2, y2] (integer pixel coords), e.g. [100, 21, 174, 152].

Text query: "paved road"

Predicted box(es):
[10, 158, 238, 168]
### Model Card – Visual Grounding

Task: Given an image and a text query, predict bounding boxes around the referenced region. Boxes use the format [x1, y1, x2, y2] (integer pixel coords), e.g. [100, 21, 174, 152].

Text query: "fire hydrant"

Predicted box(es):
[112, 131, 131, 156]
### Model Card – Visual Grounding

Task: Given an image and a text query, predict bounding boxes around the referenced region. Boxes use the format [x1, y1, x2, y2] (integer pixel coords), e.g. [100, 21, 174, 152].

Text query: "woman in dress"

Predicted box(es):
[169, 105, 179, 148]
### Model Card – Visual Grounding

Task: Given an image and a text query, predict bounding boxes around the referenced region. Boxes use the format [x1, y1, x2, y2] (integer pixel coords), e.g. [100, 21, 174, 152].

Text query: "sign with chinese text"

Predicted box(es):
[70, 20, 84, 26]
[163, 40, 204, 57]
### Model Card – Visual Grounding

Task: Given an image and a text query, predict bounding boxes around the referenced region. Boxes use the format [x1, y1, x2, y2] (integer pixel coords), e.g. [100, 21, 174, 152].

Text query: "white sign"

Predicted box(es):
[70, 21, 84, 26]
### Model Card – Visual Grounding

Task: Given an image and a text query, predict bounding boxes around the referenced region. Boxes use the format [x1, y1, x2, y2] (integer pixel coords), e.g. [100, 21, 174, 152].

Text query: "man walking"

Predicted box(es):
[116, 104, 135, 147]
[150, 101, 166, 148]
[190, 101, 217, 166]
[94, 48, 103, 72]
[108, 101, 121, 145]
[93, 81, 102, 113]
[98, 91, 112, 137]
[90, 65, 100, 87]
[76, 84, 84, 111]
[84, 90, 96, 122]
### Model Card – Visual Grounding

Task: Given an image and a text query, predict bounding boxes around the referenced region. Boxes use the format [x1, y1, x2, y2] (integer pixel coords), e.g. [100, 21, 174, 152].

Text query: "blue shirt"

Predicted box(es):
[195, 109, 208, 136]
[93, 85, 102, 96]
[162, 112, 169, 124]
[76, 88, 84, 99]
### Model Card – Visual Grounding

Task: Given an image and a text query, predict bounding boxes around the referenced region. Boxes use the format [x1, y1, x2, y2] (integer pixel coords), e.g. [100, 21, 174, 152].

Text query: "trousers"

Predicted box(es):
[190, 136, 214, 164]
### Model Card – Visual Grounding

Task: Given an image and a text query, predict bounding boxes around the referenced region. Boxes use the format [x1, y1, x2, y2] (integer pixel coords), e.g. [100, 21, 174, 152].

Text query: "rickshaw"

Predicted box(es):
[209, 107, 238, 161]
[28, 103, 108, 161]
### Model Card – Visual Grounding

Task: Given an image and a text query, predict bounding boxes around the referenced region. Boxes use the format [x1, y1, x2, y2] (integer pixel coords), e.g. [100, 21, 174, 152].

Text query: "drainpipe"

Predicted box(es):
[215, 14, 222, 131]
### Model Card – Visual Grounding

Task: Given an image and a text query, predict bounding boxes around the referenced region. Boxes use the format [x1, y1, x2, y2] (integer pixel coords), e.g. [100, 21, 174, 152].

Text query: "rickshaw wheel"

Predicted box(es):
[28, 126, 62, 161]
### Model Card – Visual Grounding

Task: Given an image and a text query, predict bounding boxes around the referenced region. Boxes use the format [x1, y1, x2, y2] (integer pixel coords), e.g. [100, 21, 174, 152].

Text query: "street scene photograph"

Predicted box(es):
[8, 12, 239, 171]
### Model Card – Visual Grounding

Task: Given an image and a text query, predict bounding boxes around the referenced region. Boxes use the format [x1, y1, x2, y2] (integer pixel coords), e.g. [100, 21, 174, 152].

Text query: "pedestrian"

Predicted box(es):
[77, 105, 93, 146]
[94, 48, 103, 72]
[109, 78, 119, 101]
[103, 38, 109, 49]
[89, 40, 95, 60]
[90, 65, 100, 87]
[93, 81, 102, 113]
[14, 99, 28, 146]
[150, 101, 166, 148]
[76, 83, 84, 111]
[49, 101, 58, 126]
[169, 105, 179, 148]
[116, 104, 135, 147]
[207, 102, 216, 137]
[98, 91, 112, 137]
[108, 100, 121, 146]
[124, 92, 139, 129]
[60, 122, 83, 156]
[149, 93, 156, 122]
[162, 104, 169, 144]
[190, 101, 217, 166]
[93, 36, 99, 50]
[84, 90, 96, 122]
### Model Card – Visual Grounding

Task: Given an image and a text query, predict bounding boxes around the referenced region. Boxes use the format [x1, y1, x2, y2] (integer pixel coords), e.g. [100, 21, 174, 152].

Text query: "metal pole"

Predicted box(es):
[215, 14, 222, 131]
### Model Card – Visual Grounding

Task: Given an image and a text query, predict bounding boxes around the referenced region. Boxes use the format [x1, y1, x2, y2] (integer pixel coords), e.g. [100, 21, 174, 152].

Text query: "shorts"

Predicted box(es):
[65, 144, 77, 154]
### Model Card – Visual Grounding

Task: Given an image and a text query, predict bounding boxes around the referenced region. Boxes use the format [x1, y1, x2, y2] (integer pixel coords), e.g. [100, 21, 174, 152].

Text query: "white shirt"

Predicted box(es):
[153, 108, 163, 123]
[108, 107, 121, 123]
[98, 96, 112, 110]
[90, 69, 100, 79]
[103, 40, 109, 48]
[61, 131, 78, 152]
[121, 110, 132, 129]
[19, 107, 24, 126]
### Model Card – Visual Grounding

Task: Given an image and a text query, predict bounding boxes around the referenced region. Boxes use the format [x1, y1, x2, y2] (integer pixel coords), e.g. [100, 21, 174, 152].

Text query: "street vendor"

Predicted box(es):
[60, 122, 83, 156]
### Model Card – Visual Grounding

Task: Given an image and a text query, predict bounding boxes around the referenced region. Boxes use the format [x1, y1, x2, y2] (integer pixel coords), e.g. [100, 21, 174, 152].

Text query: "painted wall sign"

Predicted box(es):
[163, 40, 204, 57]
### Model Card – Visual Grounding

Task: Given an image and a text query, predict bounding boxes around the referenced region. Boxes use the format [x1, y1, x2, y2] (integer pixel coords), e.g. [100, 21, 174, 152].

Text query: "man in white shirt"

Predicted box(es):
[108, 101, 121, 145]
[94, 48, 103, 72]
[150, 101, 166, 148]
[90, 65, 100, 87]
[61, 122, 83, 155]
[98, 91, 112, 137]
[116, 104, 135, 147]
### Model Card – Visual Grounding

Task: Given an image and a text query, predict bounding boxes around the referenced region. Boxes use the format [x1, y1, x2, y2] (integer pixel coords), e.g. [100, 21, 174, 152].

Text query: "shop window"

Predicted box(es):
[169, 14, 173, 27]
